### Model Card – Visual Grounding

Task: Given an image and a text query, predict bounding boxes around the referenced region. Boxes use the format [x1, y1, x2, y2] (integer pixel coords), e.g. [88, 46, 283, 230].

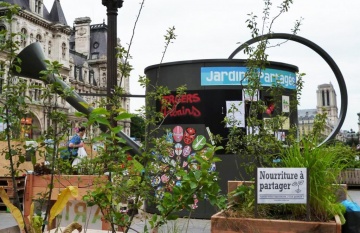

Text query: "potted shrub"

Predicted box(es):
[211, 140, 346, 233]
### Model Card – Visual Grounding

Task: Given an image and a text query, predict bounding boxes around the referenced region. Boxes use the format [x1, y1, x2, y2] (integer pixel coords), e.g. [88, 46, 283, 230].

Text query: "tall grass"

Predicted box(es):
[280, 139, 346, 223]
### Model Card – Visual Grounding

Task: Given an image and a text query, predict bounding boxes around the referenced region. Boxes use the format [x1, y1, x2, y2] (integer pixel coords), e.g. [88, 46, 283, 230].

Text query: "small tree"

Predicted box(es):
[0, 3, 78, 233]
[80, 25, 226, 232]
[224, 0, 304, 176]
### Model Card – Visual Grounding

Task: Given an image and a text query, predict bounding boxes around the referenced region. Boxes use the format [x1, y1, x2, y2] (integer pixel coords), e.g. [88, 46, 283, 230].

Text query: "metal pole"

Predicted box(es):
[102, 0, 123, 127]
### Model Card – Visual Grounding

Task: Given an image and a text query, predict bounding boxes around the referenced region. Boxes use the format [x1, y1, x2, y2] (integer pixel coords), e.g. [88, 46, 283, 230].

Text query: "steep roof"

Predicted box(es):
[3, 0, 68, 26]
[70, 50, 87, 66]
[48, 0, 68, 26]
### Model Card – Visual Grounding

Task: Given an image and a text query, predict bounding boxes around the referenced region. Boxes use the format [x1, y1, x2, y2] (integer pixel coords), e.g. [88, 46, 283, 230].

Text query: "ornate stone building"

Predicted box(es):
[0, 0, 130, 138]
[298, 83, 339, 139]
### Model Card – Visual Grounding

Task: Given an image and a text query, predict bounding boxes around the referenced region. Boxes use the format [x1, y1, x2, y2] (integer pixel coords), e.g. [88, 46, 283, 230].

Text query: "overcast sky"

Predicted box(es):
[44, 0, 360, 131]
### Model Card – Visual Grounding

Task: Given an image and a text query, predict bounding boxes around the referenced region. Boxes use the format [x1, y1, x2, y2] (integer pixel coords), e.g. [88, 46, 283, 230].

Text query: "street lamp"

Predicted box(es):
[102, 0, 123, 127]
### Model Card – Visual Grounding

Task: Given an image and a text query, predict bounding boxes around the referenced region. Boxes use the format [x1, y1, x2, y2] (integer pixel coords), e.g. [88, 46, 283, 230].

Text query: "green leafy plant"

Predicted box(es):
[225, 138, 347, 223]
[0, 3, 84, 233]
[228, 183, 255, 218]
[75, 23, 227, 232]
[223, 0, 304, 179]
[280, 140, 346, 223]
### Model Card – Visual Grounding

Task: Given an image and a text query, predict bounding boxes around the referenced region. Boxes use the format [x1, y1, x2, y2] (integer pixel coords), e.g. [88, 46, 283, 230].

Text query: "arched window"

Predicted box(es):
[35, 0, 42, 14]
[102, 72, 106, 87]
[89, 71, 96, 86]
[33, 82, 42, 101]
[84, 70, 87, 83]
[48, 41, 51, 55]
[61, 42, 66, 59]
[36, 34, 41, 43]
[20, 28, 27, 47]
[75, 67, 80, 80]
[326, 90, 330, 106]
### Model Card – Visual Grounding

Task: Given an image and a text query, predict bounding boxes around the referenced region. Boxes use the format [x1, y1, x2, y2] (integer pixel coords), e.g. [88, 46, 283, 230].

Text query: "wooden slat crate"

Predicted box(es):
[0, 176, 26, 189]
[0, 197, 23, 210]
[0, 176, 26, 212]
[339, 169, 360, 186]
[2, 188, 25, 198]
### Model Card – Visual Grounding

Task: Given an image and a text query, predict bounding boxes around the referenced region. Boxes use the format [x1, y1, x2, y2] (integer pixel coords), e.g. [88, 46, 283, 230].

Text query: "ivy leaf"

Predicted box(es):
[190, 181, 197, 190]
[95, 117, 110, 126]
[115, 112, 133, 121]
[167, 214, 178, 221]
[18, 155, 25, 163]
[111, 126, 123, 134]
[92, 107, 110, 116]
[31, 154, 37, 166]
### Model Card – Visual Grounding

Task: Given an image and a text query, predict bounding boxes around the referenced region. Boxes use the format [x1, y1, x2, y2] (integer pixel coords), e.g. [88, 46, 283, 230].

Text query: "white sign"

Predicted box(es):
[282, 96, 290, 113]
[243, 89, 259, 101]
[59, 201, 103, 229]
[274, 131, 286, 141]
[226, 101, 245, 128]
[246, 126, 259, 135]
[257, 168, 307, 204]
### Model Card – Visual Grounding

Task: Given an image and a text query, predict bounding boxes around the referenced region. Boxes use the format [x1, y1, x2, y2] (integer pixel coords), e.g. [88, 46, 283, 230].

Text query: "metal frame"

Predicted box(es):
[228, 33, 348, 145]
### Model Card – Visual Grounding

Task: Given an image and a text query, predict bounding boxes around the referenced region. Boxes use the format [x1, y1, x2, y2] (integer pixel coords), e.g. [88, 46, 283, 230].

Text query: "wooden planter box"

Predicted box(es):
[211, 181, 342, 233]
[24, 174, 111, 230]
[211, 211, 341, 233]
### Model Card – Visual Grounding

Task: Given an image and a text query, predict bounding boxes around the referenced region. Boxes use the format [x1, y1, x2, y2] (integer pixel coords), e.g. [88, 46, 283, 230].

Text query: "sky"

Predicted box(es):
[43, 0, 360, 131]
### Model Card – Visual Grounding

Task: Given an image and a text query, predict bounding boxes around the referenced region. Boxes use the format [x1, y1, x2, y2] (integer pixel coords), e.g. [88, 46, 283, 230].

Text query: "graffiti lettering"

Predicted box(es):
[162, 93, 200, 105]
[162, 106, 201, 117]
[160, 93, 202, 118]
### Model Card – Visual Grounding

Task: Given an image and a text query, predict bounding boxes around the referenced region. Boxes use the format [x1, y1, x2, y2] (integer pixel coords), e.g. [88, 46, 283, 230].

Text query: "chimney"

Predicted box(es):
[74, 17, 91, 57]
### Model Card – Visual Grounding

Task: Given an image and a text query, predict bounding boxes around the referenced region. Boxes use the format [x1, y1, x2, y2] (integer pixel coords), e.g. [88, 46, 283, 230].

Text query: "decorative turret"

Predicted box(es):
[49, 0, 68, 26]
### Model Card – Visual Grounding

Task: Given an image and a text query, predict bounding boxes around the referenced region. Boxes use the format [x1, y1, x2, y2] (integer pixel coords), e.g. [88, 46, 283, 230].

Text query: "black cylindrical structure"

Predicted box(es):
[144, 59, 299, 218]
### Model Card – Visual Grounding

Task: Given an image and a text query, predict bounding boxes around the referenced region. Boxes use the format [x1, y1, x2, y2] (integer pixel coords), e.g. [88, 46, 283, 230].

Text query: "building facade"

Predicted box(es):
[0, 0, 130, 138]
[298, 83, 338, 139]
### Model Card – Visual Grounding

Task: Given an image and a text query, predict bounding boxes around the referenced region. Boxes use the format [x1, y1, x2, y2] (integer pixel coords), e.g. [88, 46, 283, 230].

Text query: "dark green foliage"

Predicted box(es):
[130, 115, 145, 142]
